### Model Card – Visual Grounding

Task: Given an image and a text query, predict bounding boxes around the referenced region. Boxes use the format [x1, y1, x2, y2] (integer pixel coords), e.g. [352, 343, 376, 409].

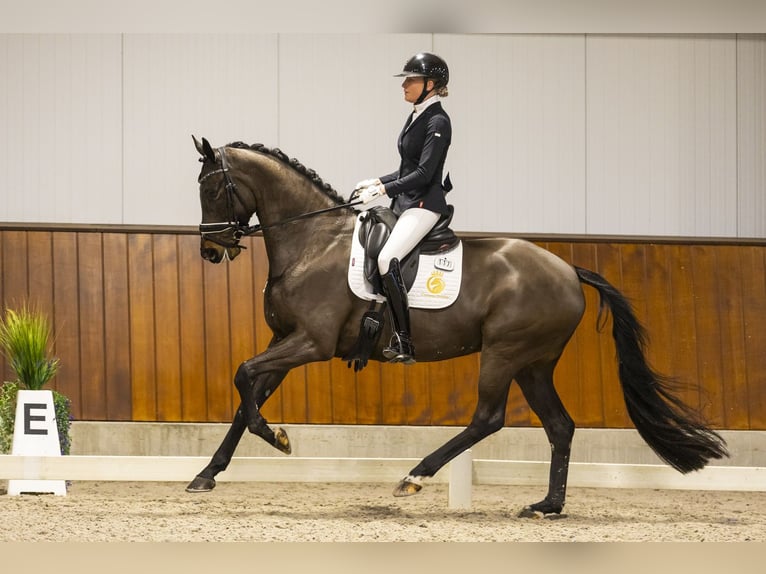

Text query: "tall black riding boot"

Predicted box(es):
[381, 258, 415, 364]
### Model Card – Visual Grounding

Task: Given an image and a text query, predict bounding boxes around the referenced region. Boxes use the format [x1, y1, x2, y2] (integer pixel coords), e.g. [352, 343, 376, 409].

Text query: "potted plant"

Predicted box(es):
[0, 304, 71, 456]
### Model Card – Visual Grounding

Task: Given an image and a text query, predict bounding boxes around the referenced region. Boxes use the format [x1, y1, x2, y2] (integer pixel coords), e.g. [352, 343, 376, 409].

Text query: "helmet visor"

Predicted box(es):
[393, 71, 429, 78]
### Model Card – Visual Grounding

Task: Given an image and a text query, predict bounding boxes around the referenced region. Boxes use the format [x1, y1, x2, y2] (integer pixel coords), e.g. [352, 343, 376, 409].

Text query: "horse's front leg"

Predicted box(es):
[236, 366, 291, 454]
[235, 332, 330, 453]
[186, 367, 288, 493]
[186, 402, 248, 492]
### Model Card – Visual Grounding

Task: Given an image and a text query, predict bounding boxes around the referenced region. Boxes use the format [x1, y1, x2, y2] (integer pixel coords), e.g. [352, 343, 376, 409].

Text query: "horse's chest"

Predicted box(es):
[262, 278, 301, 335]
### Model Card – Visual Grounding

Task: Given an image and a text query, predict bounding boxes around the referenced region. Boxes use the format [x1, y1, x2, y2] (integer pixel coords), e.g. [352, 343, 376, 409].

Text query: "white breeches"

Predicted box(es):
[377, 208, 441, 275]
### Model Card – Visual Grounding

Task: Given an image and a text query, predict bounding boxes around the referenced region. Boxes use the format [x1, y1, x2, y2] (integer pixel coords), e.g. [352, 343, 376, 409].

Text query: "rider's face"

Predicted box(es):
[402, 77, 434, 104]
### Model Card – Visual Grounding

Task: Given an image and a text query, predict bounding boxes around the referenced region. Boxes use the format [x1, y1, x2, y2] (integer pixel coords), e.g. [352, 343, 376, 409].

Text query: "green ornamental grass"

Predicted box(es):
[0, 304, 71, 455]
[0, 305, 60, 390]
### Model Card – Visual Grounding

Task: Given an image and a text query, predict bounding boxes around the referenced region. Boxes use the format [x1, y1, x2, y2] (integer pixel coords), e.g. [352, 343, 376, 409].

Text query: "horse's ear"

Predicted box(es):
[192, 135, 216, 163]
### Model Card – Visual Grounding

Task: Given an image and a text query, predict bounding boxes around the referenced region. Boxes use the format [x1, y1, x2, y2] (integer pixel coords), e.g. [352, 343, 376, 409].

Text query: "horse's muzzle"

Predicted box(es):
[200, 245, 224, 263]
[200, 237, 243, 263]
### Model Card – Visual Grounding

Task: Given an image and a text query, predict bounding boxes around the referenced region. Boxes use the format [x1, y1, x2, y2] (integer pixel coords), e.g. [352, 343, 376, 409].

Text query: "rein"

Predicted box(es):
[199, 147, 362, 249]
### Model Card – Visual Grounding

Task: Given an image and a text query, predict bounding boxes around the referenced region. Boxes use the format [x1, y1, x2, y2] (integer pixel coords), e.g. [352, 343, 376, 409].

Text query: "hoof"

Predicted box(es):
[186, 476, 216, 493]
[518, 500, 565, 519]
[392, 476, 423, 497]
[274, 427, 292, 455]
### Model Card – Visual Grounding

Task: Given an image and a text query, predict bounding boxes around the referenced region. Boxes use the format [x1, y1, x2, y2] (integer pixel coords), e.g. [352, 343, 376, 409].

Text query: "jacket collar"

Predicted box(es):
[406, 96, 442, 132]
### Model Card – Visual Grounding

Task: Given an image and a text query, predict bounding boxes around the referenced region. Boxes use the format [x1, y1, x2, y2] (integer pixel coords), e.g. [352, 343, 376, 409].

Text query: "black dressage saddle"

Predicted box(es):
[357, 205, 459, 294]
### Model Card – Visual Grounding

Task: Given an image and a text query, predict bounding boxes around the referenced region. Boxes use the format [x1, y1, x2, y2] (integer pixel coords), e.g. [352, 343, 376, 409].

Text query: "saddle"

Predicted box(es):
[357, 205, 459, 294]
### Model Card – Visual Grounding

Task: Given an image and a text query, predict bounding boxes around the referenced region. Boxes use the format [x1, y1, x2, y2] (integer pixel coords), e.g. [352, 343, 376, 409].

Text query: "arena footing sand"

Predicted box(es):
[2, 481, 765, 542]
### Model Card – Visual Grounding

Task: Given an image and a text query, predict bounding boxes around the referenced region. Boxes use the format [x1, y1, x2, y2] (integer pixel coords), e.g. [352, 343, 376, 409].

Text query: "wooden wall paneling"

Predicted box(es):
[77, 233, 107, 419]
[127, 234, 157, 421]
[1, 231, 27, 311]
[427, 350, 459, 425]
[177, 235, 208, 421]
[330, 358, 357, 424]
[26, 231, 54, 318]
[5, 228, 764, 430]
[689, 245, 727, 426]
[201, 260, 232, 422]
[305, 360, 334, 424]
[354, 360, 384, 425]
[450, 354, 479, 426]
[25, 232, 59, 395]
[568, 242, 605, 427]
[645, 244, 694, 410]
[51, 232, 82, 419]
[595, 243, 631, 427]
[152, 235, 182, 421]
[715, 246, 750, 428]
[226, 242, 257, 419]
[280, 367, 309, 424]
[380, 356, 408, 425]
[403, 363, 432, 425]
[668, 245, 700, 416]
[740, 246, 766, 429]
[102, 233, 132, 421]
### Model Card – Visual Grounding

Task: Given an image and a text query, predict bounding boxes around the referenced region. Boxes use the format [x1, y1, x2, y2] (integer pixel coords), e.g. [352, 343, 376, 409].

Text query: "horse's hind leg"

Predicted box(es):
[394, 352, 513, 496]
[514, 360, 575, 517]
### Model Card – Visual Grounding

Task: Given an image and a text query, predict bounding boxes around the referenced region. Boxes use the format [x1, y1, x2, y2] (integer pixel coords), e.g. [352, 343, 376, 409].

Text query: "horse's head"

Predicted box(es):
[194, 136, 252, 263]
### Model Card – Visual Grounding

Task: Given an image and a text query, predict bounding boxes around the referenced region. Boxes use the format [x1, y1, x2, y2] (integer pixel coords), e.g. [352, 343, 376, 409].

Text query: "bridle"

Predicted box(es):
[198, 147, 362, 251]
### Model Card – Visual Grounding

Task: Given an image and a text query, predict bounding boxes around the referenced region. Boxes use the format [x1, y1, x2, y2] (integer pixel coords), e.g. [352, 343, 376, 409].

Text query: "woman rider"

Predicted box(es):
[355, 52, 453, 364]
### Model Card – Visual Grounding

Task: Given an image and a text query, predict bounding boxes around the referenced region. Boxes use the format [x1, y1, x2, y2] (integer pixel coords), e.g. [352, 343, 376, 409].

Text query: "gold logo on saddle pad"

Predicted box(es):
[426, 271, 446, 294]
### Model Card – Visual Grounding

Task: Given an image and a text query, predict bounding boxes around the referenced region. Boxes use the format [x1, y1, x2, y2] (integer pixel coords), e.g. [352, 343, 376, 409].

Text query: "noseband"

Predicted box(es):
[198, 147, 362, 250]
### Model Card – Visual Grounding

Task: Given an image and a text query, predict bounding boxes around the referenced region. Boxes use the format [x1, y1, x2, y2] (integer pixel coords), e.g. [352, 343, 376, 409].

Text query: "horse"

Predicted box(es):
[186, 136, 728, 517]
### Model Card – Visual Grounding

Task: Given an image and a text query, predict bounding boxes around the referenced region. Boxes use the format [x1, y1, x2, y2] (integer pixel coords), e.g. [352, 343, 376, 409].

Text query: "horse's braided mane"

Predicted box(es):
[227, 141, 347, 206]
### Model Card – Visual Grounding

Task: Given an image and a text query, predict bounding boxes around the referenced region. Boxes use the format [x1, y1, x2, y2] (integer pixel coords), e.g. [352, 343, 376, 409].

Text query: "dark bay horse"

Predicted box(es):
[187, 136, 728, 516]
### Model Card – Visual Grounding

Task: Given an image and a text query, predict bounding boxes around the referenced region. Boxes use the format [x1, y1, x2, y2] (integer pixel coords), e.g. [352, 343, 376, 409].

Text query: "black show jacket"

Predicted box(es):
[380, 101, 452, 216]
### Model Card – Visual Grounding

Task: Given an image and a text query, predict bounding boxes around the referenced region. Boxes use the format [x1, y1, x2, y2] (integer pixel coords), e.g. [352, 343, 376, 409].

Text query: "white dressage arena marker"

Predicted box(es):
[7, 389, 66, 496]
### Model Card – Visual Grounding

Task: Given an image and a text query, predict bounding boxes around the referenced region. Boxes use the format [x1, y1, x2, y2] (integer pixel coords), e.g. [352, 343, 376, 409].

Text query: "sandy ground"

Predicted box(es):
[1, 480, 765, 542]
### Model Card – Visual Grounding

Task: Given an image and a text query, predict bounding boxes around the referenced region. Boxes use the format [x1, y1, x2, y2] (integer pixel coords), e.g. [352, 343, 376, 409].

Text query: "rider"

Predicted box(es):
[354, 52, 453, 364]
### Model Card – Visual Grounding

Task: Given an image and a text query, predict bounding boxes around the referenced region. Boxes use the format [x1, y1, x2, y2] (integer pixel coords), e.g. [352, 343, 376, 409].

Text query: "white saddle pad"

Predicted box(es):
[347, 212, 463, 310]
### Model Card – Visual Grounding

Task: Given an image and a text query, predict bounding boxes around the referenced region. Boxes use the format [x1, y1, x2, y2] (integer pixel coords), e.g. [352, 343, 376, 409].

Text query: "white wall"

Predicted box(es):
[586, 35, 739, 236]
[0, 34, 122, 223]
[0, 33, 764, 237]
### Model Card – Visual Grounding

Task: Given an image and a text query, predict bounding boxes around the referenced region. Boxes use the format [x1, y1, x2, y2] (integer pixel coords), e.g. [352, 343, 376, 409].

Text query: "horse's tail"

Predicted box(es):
[574, 266, 729, 473]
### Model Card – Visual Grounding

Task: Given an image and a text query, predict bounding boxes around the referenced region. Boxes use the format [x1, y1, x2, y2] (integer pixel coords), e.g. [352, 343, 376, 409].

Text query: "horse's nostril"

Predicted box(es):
[200, 248, 221, 262]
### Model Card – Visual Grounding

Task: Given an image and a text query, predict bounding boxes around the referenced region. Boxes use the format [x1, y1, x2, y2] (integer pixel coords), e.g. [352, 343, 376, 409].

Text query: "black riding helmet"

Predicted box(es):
[395, 52, 449, 104]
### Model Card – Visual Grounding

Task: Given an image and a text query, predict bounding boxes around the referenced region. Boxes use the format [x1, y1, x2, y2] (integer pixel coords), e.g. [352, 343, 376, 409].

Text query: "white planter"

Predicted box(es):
[7, 389, 66, 496]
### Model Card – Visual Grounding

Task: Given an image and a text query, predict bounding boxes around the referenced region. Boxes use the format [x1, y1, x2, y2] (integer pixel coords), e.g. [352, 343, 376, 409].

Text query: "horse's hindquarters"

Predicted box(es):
[407, 238, 585, 363]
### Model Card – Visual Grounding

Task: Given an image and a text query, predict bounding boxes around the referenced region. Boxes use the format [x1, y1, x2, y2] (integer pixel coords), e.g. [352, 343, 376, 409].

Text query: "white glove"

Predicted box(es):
[358, 183, 386, 204]
[354, 178, 381, 191]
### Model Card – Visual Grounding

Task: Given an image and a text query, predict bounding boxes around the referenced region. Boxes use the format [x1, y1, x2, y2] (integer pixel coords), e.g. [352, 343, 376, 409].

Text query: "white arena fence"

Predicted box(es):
[1, 452, 764, 501]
